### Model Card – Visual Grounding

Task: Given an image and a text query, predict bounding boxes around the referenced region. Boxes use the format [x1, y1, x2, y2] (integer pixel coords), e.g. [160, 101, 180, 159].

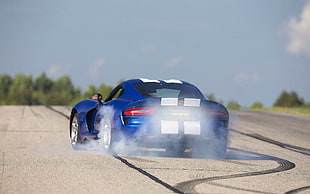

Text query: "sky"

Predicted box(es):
[1, 0, 310, 107]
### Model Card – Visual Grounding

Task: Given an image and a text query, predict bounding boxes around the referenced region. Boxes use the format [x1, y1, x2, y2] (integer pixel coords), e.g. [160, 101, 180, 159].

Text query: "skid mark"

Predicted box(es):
[113, 155, 184, 194]
[175, 160, 295, 193]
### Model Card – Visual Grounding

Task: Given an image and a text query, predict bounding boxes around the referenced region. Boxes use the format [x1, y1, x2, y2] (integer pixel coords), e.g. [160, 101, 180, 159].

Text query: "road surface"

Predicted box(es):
[0, 106, 309, 193]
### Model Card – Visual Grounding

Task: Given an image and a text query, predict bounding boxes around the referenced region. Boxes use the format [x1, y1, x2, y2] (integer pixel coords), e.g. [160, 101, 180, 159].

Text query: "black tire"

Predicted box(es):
[70, 113, 83, 150]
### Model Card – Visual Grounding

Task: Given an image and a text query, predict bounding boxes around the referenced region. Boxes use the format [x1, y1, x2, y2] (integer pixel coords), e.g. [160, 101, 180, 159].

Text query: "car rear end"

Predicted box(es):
[117, 79, 229, 155]
[121, 98, 229, 150]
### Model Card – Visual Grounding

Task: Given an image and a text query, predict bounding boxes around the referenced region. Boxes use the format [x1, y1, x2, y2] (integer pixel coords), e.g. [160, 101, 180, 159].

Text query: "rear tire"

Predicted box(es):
[70, 113, 82, 150]
[98, 118, 114, 153]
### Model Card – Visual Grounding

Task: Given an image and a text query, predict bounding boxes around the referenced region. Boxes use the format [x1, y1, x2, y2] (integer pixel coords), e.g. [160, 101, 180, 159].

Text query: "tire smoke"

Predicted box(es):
[73, 104, 229, 159]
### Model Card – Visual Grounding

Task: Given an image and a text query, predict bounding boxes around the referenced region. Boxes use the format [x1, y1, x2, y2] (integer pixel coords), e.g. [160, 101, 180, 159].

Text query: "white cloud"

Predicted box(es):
[88, 58, 105, 80]
[286, 0, 310, 56]
[162, 56, 184, 67]
[234, 72, 259, 85]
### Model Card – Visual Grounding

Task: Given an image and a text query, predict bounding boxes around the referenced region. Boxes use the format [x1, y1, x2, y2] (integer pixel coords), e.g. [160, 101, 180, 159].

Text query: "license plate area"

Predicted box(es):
[168, 109, 190, 120]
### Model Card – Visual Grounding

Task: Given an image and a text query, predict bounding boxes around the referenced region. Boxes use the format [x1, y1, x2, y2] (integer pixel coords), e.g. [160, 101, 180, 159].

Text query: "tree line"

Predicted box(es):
[0, 73, 112, 105]
[0, 73, 308, 108]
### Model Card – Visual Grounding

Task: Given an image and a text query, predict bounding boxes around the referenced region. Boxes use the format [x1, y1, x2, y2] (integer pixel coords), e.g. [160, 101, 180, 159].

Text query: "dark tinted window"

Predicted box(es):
[133, 82, 203, 99]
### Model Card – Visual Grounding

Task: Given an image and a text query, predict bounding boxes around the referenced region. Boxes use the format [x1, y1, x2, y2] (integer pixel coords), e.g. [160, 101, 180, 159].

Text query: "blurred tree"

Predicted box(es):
[206, 93, 216, 101]
[8, 74, 33, 105]
[0, 73, 84, 105]
[84, 85, 98, 99]
[32, 73, 54, 104]
[274, 90, 304, 107]
[83, 84, 113, 101]
[227, 100, 241, 110]
[48, 75, 78, 105]
[98, 84, 113, 100]
[0, 74, 12, 104]
[33, 73, 53, 92]
[251, 101, 263, 109]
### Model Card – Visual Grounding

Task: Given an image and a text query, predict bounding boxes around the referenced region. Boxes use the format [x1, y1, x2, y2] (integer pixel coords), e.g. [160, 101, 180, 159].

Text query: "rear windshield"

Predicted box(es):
[133, 82, 203, 99]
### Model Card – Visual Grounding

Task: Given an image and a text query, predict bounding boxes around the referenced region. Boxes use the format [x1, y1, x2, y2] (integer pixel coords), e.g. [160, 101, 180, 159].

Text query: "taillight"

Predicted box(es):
[206, 110, 227, 118]
[123, 107, 155, 116]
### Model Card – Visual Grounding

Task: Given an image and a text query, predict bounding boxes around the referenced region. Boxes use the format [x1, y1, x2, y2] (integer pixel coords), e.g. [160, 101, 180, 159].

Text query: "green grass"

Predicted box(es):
[248, 107, 310, 117]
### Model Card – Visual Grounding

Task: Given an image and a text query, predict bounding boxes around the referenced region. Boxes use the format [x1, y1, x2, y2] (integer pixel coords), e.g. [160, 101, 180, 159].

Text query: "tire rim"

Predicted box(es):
[101, 119, 111, 150]
[71, 116, 79, 145]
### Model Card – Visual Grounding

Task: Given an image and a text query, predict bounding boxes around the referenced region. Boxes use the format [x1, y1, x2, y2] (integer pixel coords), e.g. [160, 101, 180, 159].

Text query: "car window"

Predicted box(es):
[133, 82, 203, 99]
[112, 87, 124, 100]
[105, 86, 124, 102]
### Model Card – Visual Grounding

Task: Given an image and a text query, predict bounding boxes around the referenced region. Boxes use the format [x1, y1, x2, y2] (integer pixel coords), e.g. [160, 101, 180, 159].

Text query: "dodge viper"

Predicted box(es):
[69, 78, 229, 157]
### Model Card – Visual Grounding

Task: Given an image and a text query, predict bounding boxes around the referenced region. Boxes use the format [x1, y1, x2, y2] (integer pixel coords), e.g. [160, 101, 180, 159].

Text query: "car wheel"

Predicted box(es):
[70, 113, 82, 149]
[98, 118, 113, 152]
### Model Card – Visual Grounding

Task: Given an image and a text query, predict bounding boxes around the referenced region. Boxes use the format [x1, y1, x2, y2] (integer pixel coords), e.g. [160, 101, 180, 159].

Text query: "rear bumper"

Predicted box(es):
[130, 129, 228, 149]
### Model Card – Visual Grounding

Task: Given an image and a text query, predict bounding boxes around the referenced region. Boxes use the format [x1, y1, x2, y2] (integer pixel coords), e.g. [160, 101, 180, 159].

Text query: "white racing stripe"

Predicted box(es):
[163, 79, 183, 84]
[161, 120, 179, 134]
[161, 98, 201, 107]
[184, 98, 200, 107]
[161, 98, 178, 106]
[139, 78, 183, 84]
[184, 121, 201, 135]
[139, 78, 160, 83]
[161, 120, 201, 135]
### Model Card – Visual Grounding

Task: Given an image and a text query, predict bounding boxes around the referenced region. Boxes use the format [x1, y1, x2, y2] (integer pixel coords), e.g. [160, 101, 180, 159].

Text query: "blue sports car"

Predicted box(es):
[69, 78, 229, 157]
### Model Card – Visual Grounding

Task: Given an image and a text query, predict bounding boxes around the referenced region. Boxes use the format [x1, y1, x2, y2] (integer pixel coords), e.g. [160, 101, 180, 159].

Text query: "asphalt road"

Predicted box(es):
[0, 106, 309, 194]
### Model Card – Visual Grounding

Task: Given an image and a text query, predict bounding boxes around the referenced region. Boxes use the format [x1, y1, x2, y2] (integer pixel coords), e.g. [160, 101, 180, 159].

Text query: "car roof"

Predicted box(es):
[122, 78, 194, 86]
[113, 78, 206, 100]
